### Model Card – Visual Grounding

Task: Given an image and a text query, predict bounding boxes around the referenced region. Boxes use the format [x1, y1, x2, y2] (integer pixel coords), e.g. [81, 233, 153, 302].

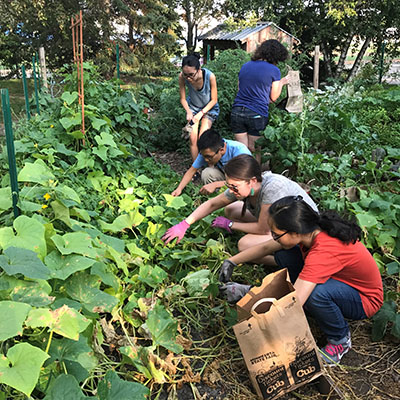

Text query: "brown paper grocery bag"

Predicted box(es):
[233, 269, 322, 400]
[285, 69, 303, 113]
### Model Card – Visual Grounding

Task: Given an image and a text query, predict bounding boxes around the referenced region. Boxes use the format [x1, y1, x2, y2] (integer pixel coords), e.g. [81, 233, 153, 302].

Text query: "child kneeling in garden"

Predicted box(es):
[221, 195, 383, 365]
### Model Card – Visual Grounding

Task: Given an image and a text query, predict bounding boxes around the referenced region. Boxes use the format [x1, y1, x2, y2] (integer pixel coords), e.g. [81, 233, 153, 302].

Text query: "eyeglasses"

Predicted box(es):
[183, 69, 198, 79]
[203, 148, 221, 161]
[225, 181, 239, 193]
[271, 230, 289, 241]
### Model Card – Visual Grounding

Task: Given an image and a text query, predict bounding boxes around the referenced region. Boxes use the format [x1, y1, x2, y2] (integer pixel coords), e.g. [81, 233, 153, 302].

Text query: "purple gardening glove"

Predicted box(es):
[211, 216, 233, 233]
[162, 220, 190, 244]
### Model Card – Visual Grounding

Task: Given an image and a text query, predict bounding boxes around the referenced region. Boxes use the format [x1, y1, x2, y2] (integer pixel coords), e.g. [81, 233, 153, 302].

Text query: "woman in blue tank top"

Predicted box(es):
[179, 54, 219, 161]
[231, 40, 289, 163]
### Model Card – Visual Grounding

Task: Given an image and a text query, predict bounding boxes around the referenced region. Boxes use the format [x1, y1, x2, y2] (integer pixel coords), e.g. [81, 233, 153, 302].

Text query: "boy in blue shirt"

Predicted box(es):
[172, 129, 251, 196]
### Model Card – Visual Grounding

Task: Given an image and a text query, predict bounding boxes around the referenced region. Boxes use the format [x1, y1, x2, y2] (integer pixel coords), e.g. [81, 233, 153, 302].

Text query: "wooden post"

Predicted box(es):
[39, 47, 48, 89]
[313, 45, 320, 89]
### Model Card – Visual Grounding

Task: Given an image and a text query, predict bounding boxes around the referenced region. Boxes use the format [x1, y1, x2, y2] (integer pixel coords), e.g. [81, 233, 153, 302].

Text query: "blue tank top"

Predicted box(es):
[186, 68, 219, 115]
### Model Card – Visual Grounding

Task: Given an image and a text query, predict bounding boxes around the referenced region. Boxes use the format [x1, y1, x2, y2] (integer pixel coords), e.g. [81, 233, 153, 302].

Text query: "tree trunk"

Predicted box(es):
[182, 0, 195, 53]
[128, 19, 134, 48]
[320, 43, 333, 77]
[193, 24, 198, 52]
[335, 33, 354, 78]
[186, 20, 195, 53]
[347, 37, 372, 81]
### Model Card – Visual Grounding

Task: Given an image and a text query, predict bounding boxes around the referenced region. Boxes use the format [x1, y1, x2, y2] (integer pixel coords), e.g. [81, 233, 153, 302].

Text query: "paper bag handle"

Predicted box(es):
[250, 298, 285, 318]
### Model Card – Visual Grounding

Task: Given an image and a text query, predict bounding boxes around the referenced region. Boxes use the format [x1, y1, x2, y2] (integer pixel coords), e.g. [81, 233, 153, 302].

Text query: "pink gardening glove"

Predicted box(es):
[162, 220, 190, 244]
[211, 216, 233, 233]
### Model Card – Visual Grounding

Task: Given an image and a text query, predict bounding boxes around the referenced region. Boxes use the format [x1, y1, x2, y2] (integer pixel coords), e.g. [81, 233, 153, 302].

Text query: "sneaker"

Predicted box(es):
[319, 333, 351, 365]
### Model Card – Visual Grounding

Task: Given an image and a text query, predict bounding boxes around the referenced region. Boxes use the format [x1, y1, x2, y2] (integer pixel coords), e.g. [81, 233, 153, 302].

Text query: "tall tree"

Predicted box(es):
[110, 0, 180, 75]
[0, 0, 114, 71]
[222, 0, 400, 81]
[168, 0, 221, 53]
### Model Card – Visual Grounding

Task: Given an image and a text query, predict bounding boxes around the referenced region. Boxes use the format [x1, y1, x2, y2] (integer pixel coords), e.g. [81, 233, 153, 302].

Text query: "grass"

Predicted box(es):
[0, 79, 35, 124]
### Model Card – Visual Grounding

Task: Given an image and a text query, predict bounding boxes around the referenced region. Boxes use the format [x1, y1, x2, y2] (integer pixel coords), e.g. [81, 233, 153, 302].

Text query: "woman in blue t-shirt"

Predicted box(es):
[179, 54, 219, 161]
[231, 40, 289, 162]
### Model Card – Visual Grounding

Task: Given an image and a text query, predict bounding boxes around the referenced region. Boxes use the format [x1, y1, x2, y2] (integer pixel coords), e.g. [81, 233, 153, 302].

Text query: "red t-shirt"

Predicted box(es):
[299, 231, 383, 318]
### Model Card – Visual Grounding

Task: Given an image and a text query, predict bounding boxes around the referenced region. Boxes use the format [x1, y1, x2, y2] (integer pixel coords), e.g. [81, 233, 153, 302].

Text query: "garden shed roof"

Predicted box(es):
[198, 21, 299, 43]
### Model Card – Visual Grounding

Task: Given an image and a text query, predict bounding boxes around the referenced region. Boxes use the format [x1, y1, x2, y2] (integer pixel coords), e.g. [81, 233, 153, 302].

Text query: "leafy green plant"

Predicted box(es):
[0, 59, 399, 399]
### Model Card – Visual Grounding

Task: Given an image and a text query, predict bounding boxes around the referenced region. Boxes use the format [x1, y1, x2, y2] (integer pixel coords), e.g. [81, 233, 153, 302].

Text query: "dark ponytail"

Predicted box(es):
[182, 53, 201, 70]
[317, 210, 361, 244]
[269, 196, 361, 244]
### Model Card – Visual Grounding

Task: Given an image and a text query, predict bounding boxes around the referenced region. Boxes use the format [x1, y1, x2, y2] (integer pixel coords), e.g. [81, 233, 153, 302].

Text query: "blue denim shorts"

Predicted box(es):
[189, 103, 219, 123]
[231, 106, 268, 137]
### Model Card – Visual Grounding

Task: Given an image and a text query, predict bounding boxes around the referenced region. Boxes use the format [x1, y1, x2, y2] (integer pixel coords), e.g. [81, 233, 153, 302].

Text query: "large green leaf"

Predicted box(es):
[136, 174, 153, 184]
[91, 262, 119, 292]
[126, 242, 150, 259]
[0, 301, 32, 340]
[26, 305, 90, 340]
[0, 342, 49, 396]
[45, 251, 96, 280]
[104, 244, 128, 276]
[92, 119, 109, 132]
[181, 269, 212, 297]
[56, 185, 81, 204]
[138, 265, 167, 288]
[0, 187, 12, 211]
[99, 210, 144, 233]
[386, 261, 400, 275]
[356, 212, 378, 229]
[61, 91, 79, 105]
[43, 374, 89, 400]
[75, 151, 95, 170]
[371, 301, 397, 341]
[10, 279, 55, 307]
[50, 200, 72, 227]
[0, 247, 51, 280]
[60, 115, 82, 131]
[391, 313, 400, 339]
[98, 370, 149, 400]
[146, 304, 183, 353]
[51, 232, 99, 258]
[162, 194, 186, 209]
[0, 215, 47, 259]
[18, 159, 55, 185]
[65, 272, 118, 313]
[48, 336, 98, 373]
[93, 145, 108, 161]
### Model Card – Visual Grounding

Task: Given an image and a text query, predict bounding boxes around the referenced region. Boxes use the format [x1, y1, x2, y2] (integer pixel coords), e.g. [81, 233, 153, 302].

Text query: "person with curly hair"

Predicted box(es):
[231, 39, 289, 162]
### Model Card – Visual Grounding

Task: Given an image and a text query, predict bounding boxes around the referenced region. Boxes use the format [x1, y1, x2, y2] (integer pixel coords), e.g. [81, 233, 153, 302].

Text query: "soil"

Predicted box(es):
[151, 150, 192, 176]
[150, 150, 400, 400]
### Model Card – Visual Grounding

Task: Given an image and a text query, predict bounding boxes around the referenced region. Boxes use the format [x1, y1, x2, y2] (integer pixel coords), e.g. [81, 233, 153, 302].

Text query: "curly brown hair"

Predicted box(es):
[251, 39, 288, 65]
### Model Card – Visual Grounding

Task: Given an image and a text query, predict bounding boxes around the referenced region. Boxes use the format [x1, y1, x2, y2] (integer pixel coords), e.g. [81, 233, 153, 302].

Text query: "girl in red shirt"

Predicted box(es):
[267, 195, 383, 365]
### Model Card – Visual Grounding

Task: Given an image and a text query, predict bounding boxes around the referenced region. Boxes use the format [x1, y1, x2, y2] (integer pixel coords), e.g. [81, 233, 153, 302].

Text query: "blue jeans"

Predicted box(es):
[274, 247, 367, 341]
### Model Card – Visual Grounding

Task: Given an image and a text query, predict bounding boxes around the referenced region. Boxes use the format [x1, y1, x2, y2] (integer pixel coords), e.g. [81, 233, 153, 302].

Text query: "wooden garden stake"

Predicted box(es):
[314, 45, 320, 89]
[39, 47, 48, 89]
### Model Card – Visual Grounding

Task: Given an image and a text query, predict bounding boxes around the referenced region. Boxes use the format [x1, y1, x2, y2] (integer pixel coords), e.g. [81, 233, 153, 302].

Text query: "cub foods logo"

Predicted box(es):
[296, 366, 316, 378]
[256, 365, 289, 399]
[265, 380, 285, 395]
